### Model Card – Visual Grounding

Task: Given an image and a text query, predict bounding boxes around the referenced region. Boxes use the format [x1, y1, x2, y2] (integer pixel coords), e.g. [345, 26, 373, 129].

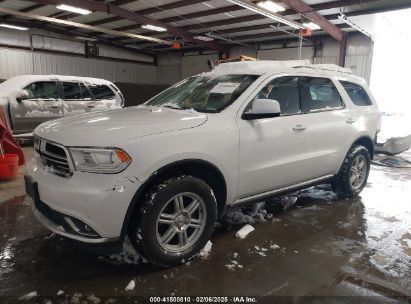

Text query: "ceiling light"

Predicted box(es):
[257, 1, 285, 13]
[56, 4, 91, 15]
[338, 13, 371, 37]
[141, 24, 167, 32]
[303, 22, 320, 30]
[193, 35, 214, 41]
[0, 23, 29, 30]
[226, 0, 304, 29]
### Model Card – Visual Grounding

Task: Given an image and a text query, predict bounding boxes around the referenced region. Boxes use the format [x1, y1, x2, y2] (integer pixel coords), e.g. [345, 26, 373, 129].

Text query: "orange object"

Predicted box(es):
[0, 107, 25, 166]
[0, 154, 19, 181]
[300, 28, 312, 37]
[171, 42, 181, 49]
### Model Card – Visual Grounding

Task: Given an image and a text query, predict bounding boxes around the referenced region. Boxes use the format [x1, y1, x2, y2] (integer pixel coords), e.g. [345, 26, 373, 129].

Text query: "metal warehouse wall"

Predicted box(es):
[0, 47, 157, 84]
[157, 33, 374, 84]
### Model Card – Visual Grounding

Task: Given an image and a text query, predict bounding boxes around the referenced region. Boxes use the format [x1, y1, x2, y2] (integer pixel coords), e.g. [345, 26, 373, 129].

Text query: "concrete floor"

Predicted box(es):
[0, 147, 410, 303]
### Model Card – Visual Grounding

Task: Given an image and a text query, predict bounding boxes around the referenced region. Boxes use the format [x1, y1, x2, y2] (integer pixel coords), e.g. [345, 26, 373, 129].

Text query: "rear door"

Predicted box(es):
[61, 82, 95, 117]
[298, 76, 359, 176]
[10, 81, 63, 134]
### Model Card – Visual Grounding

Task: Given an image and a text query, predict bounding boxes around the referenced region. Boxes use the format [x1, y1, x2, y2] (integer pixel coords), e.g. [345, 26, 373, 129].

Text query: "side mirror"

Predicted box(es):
[14, 90, 29, 102]
[242, 98, 281, 120]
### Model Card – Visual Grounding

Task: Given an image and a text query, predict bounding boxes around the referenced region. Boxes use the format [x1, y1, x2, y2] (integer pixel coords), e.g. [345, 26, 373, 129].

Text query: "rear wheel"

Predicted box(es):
[129, 175, 217, 267]
[332, 145, 370, 198]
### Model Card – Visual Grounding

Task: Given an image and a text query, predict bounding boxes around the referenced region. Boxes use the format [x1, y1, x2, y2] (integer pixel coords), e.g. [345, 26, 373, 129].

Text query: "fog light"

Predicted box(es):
[65, 217, 99, 237]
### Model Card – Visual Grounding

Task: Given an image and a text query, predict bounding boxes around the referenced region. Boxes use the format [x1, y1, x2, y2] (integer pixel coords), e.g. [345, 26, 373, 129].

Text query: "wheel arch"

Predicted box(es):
[120, 159, 228, 239]
[352, 135, 374, 159]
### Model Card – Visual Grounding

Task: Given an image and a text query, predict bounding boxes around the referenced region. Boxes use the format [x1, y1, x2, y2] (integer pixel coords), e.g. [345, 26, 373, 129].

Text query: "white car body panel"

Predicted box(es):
[26, 61, 381, 241]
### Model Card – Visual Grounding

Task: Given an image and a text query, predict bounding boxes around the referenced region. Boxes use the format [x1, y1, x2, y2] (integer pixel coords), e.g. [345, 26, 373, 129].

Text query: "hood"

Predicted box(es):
[34, 106, 208, 146]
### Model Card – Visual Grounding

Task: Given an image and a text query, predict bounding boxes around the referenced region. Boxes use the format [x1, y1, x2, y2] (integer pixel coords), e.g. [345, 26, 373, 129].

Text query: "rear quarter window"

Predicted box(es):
[340, 81, 372, 106]
[89, 85, 115, 100]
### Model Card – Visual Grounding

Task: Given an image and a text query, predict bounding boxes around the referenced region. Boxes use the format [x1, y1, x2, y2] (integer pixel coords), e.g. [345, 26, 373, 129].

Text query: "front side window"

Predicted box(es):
[146, 74, 258, 113]
[249, 76, 301, 115]
[340, 81, 372, 106]
[24, 82, 58, 99]
[89, 85, 115, 100]
[300, 77, 343, 111]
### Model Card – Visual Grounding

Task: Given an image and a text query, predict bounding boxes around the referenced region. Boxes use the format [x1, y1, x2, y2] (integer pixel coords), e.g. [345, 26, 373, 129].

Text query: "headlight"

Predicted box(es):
[69, 148, 131, 173]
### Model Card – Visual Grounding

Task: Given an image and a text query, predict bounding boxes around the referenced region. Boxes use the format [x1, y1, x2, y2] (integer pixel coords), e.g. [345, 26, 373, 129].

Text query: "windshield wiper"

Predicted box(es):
[162, 105, 191, 110]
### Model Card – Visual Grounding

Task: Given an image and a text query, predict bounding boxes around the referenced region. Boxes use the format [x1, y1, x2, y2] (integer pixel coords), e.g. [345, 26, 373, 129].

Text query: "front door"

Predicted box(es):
[237, 76, 311, 198]
[10, 81, 63, 134]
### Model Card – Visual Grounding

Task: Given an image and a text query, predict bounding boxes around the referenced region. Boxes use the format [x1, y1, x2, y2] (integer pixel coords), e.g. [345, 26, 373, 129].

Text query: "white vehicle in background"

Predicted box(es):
[25, 61, 380, 267]
[0, 75, 124, 137]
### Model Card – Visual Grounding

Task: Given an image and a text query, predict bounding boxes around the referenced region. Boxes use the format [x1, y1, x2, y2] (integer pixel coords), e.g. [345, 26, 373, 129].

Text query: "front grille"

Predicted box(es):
[34, 137, 71, 177]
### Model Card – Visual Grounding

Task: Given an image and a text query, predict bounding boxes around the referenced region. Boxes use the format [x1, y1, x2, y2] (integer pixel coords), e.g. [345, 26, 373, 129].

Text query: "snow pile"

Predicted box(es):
[199, 241, 213, 259]
[100, 237, 147, 265]
[125, 280, 135, 291]
[296, 186, 336, 201]
[87, 295, 101, 304]
[225, 260, 243, 271]
[235, 224, 255, 239]
[224, 202, 267, 224]
[57, 290, 64, 296]
[19, 291, 38, 301]
[252, 246, 268, 257]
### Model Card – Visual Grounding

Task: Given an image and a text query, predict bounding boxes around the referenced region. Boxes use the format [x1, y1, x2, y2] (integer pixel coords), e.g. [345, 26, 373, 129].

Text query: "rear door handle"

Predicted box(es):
[292, 124, 307, 131]
[346, 118, 356, 124]
[49, 105, 60, 108]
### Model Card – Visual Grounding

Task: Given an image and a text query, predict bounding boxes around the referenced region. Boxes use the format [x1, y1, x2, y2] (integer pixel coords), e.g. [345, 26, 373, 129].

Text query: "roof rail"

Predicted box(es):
[294, 64, 353, 74]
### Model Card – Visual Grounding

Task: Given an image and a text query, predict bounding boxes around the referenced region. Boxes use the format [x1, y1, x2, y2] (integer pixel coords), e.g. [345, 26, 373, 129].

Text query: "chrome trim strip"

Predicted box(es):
[230, 174, 334, 206]
[38, 154, 69, 166]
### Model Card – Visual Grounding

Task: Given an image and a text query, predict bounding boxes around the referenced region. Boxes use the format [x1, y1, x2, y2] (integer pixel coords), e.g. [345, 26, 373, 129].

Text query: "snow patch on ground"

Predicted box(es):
[125, 280, 135, 291]
[19, 291, 37, 301]
[99, 237, 147, 265]
[235, 224, 255, 239]
[199, 241, 213, 259]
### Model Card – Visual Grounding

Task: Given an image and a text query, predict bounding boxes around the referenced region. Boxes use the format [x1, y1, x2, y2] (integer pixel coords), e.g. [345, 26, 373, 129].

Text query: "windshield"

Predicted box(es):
[146, 74, 258, 113]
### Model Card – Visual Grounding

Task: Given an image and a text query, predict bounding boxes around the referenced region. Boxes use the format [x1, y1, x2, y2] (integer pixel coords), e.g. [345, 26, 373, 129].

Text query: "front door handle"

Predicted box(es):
[49, 105, 60, 109]
[346, 117, 356, 124]
[292, 124, 307, 131]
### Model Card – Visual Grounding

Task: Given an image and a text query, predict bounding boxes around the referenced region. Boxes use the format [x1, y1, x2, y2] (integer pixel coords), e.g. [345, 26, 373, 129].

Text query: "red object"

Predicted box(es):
[0, 154, 19, 181]
[300, 28, 312, 37]
[171, 42, 181, 49]
[0, 107, 25, 166]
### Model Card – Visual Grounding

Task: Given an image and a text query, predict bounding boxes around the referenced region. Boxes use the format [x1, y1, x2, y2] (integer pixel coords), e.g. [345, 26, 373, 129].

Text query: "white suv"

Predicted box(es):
[25, 61, 380, 266]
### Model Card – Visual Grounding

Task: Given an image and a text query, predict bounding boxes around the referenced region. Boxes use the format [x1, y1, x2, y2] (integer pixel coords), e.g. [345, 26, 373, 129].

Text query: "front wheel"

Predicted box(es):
[129, 175, 217, 267]
[332, 145, 371, 198]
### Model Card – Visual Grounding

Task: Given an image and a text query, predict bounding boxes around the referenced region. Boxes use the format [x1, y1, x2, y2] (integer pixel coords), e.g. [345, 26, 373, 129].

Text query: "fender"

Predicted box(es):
[119, 159, 227, 240]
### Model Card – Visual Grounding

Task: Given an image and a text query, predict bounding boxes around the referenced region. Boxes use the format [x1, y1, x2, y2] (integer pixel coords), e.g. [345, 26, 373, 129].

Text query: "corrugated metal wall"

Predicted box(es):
[0, 47, 158, 84]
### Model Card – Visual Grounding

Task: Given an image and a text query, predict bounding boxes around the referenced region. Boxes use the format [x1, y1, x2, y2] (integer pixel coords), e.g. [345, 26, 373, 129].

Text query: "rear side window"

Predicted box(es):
[300, 77, 343, 111]
[340, 81, 372, 106]
[62, 82, 82, 100]
[89, 85, 115, 100]
[24, 82, 58, 99]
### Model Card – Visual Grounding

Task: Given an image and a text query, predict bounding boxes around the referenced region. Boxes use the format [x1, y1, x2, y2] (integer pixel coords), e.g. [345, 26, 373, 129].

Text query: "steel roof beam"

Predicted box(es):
[26, 0, 229, 53]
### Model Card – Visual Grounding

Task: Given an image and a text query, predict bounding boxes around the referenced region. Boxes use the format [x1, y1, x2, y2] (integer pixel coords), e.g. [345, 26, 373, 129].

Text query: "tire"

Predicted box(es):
[128, 175, 217, 267]
[332, 145, 371, 198]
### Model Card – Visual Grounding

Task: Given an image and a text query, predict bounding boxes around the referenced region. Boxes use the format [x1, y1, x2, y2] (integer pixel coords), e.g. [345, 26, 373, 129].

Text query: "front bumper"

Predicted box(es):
[26, 157, 142, 243]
